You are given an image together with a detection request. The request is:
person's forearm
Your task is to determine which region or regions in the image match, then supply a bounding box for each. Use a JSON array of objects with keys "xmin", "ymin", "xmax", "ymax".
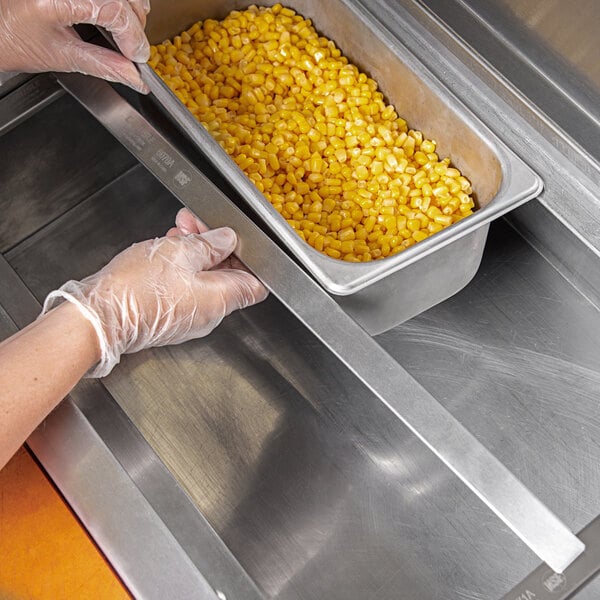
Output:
[{"xmin": 0, "ymin": 302, "xmax": 100, "ymax": 469}]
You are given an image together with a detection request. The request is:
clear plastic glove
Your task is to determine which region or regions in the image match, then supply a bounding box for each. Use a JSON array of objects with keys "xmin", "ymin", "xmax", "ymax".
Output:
[
  {"xmin": 0, "ymin": 0, "xmax": 151, "ymax": 93},
  {"xmin": 167, "ymin": 207, "xmax": 227, "ymax": 238},
  {"xmin": 166, "ymin": 208, "xmax": 259, "ymax": 273},
  {"xmin": 42, "ymin": 225, "xmax": 269, "ymax": 377}
]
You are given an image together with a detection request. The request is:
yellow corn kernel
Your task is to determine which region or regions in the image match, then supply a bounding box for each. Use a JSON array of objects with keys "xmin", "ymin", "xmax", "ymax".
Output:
[
  {"xmin": 327, "ymin": 237, "xmax": 342, "ymax": 250},
  {"xmin": 417, "ymin": 213, "xmax": 430, "ymax": 229},
  {"xmin": 396, "ymin": 215, "xmax": 407, "ymax": 231},
  {"xmin": 460, "ymin": 202, "xmax": 474, "ymax": 215},
  {"xmin": 338, "ymin": 227, "xmax": 356, "ymax": 241},
  {"xmin": 443, "ymin": 198, "xmax": 460, "ymax": 214},
  {"xmin": 412, "ymin": 230, "xmax": 429, "ymax": 242},
  {"xmin": 383, "ymin": 215, "xmax": 397, "ymax": 234},
  {"xmin": 420, "ymin": 139, "xmax": 436, "ymax": 154},
  {"xmin": 339, "ymin": 240, "xmax": 354, "ymax": 254},
  {"xmin": 434, "ymin": 214, "xmax": 453, "ymax": 226},
  {"xmin": 313, "ymin": 233, "xmax": 325, "ymax": 252},
  {"xmin": 407, "ymin": 219, "xmax": 421, "ymax": 232}
]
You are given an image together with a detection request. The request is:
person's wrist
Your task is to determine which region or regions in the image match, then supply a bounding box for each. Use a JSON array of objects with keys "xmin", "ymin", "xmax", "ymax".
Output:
[
  {"xmin": 41, "ymin": 287, "xmax": 111, "ymax": 375},
  {"xmin": 43, "ymin": 301, "xmax": 102, "ymax": 372}
]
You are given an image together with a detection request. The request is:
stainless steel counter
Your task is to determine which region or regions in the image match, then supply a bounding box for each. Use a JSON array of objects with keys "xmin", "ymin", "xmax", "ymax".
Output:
[{"xmin": 1, "ymin": 0, "xmax": 600, "ymax": 598}]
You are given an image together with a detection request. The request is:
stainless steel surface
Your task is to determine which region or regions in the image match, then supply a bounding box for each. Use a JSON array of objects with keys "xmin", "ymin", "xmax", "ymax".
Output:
[
  {"xmin": 142, "ymin": 0, "xmax": 542, "ymax": 334},
  {"xmin": 507, "ymin": 200, "xmax": 600, "ymax": 316},
  {"xmin": 0, "ymin": 73, "xmax": 63, "ymax": 137},
  {"xmin": 55, "ymin": 71, "xmax": 585, "ymax": 574},
  {"xmin": 358, "ymin": 0, "xmax": 600, "ymax": 314},
  {"xmin": 420, "ymin": 0, "xmax": 600, "ymax": 163},
  {"xmin": 0, "ymin": 72, "xmax": 31, "ymax": 99},
  {"xmin": 497, "ymin": 0, "xmax": 600, "ymax": 94},
  {"xmin": 0, "ymin": 87, "xmax": 136, "ymax": 252},
  {"xmin": 4, "ymin": 90, "xmax": 600, "ymax": 597},
  {"xmin": 502, "ymin": 516, "xmax": 600, "ymax": 600},
  {"xmin": 0, "ymin": 72, "xmax": 19, "ymax": 87}
]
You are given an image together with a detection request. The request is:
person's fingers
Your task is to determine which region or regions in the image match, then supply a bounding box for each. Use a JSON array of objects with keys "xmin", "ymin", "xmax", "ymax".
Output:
[
  {"xmin": 56, "ymin": 0, "xmax": 150, "ymax": 62},
  {"xmin": 165, "ymin": 227, "xmax": 181, "ymax": 237},
  {"xmin": 186, "ymin": 228, "xmax": 238, "ymax": 271},
  {"xmin": 61, "ymin": 38, "xmax": 149, "ymax": 93},
  {"xmin": 127, "ymin": 0, "xmax": 150, "ymax": 28},
  {"xmin": 170, "ymin": 212, "xmax": 264, "ymax": 281},
  {"xmin": 175, "ymin": 208, "xmax": 210, "ymax": 235},
  {"xmin": 200, "ymin": 269, "xmax": 269, "ymax": 315},
  {"xmin": 224, "ymin": 255, "xmax": 248, "ymax": 272}
]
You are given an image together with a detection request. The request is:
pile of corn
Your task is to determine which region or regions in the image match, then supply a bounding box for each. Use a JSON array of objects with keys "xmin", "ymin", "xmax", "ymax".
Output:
[{"xmin": 149, "ymin": 3, "xmax": 475, "ymax": 262}]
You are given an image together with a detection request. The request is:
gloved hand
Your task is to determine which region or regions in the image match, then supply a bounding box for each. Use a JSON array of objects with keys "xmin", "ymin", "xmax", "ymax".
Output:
[
  {"xmin": 0, "ymin": 0, "xmax": 151, "ymax": 92},
  {"xmin": 42, "ymin": 224, "xmax": 269, "ymax": 377}
]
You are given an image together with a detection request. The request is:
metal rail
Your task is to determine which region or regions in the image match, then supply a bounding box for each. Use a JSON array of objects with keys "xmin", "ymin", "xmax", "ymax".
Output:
[
  {"xmin": 501, "ymin": 516, "xmax": 600, "ymax": 599},
  {"xmin": 55, "ymin": 72, "xmax": 585, "ymax": 574},
  {"xmin": 0, "ymin": 73, "xmax": 64, "ymax": 137}
]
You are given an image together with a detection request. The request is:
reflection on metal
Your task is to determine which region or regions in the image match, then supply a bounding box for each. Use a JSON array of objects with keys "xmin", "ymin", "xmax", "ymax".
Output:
[
  {"xmin": 0, "ymin": 73, "xmax": 32, "ymax": 100},
  {"xmin": 456, "ymin": 0, "xmax": 600, "ymax": 120},
  {"xmin": 0, "ymin": 86, "xmax": 137, "ymax": 253},
  {"xmin": 508, "ymin": 200, "xmax": 600, "ymax": 315},
  {"xmin": 412, "ymin": 0, "xmax": 600, "ymax": 165},
  {"xmin": 497, "ymin": 0, "xmax": 600, "ymax": 93},
  {"xmin": 55, "ymin": 72, "xmax": 585, "ymax": 573}
]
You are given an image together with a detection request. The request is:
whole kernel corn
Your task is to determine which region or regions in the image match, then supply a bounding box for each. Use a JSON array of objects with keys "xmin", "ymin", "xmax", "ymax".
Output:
[{"xmin": 150, "ymin": 3, "xmax": 476, "ymax": 262}]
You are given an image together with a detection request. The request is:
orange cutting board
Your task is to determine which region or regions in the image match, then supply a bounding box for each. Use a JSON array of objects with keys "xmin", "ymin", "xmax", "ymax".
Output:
[{"xmin": 0, "ymin": 446, "xmax": 131, "ymax": 600}]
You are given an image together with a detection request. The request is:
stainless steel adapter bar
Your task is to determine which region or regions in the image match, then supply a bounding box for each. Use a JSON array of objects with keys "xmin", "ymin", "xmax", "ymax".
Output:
[
  {"xmin": 56, "ymin": 72, "xmax": 584, "ymax": 574},
  {"xmin": 501, "ymin": 515, "xmax": 600, "ymax": 600}
]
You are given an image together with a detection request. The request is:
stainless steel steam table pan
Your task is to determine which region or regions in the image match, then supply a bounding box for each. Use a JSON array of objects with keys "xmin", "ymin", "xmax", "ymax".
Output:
[{"xmin": 140, "ymin": 0, "xmax": 543, "ymax": 334}]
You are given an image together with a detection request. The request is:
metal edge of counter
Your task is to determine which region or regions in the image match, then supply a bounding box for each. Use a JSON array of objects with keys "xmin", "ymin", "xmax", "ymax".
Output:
[
  {"xmin": 0, "ymin": 255, "xmax": 266, "ymax": 600},
  {"xmin": 420, "ymin": 0, "xmax": 600, "ymax": 165},
  {"xmin": 356, "ymin": 0, "xmax": 600, "ymax": 310},
  {"xmin": 0, "ymin": 73, "xmax": 33, "ymax": 100},
  {"xmin": 0, "ymin": 73, "xmax": 65, "ymax": 137},
  {"xmin": 506, "ymin": 199, "xmax": 600, "ymax": 317}
]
